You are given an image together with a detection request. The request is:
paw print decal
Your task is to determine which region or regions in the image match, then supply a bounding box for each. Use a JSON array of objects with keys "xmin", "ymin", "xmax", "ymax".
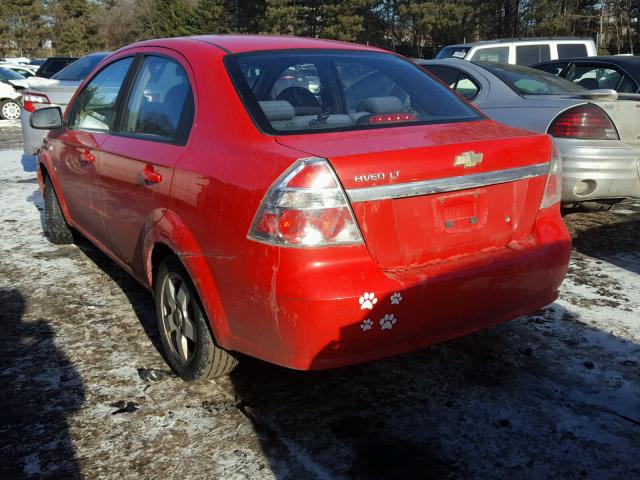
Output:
[
  {"xmin": 359, "ymin": 292, "xmax": 378, "ymax": 310},
  {"xmin": 380, "ymin": 314, "xmax": 397, "ymax": 331},
  {"xmin": 360, "ymin": 319, "xmax": 373, "ymax": 331},
  {"xmin": 390, "ymin": 292, "xmax": 402, "ymax": 305}
]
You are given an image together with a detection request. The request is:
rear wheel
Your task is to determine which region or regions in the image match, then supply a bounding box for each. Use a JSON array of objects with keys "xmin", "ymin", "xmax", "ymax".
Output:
[
  {"xmin": 155, "ymin": 257, "xmax": 238, "ymax": 381},
  {"xmin": 0, "ymin": 99, "xmax": 21, "ymax": 120},
  {"xmin": 43, "ymin": 176, "xmax": 74, "ymax": 244}
]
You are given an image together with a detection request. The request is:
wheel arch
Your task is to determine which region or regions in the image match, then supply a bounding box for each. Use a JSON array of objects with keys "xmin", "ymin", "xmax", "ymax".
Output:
[
  {"xmin": 144, "ymin": 211, "xmax": 233, "ymax": 349},
  {"xmin": 37, "ymin": 152, "xmax": 73, "ymax": 224}
]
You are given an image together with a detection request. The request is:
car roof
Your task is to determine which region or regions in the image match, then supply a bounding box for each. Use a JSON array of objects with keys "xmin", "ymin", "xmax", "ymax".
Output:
[
  {"xmin": 442, "ymin": 37, "xmax": 593, "ymax": 48},
  {"xmin": 121, "ymin": 34, "xmax": 387, "ymax": 55}
]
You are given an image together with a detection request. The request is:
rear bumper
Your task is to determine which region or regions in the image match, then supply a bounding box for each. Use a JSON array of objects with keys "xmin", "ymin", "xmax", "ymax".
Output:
[
  {"xmin": 210, "ymin": 208, "xmax": 571, "ymax": 370},
  {"xmin": 556, "ymin": 138, "xmax": 640, "ymax": 203}
]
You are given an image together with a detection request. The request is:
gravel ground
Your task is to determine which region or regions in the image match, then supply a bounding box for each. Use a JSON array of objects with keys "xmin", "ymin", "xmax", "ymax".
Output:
[{"xmin": 1, "ymin": 123, "xmax": 639, "ymax": 480}]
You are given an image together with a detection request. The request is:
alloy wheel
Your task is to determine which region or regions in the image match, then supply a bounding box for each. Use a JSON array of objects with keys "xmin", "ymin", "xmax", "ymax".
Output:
[{"xmin": 159, "ymin": 273, "xmax": 199, "ymax": 364}]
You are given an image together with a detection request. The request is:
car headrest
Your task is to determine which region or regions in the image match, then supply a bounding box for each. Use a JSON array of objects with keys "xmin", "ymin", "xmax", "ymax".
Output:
[
  {"xmin": 578, "ymin": 78, "xmax": 599, "ymax": 90},
  {"xmin": 259, "ymin": 101, "xmax": 295, "ymax": 121},
  {"xmin": 358, "ymin": 96, "xmax": 405, "ymax": 114}
]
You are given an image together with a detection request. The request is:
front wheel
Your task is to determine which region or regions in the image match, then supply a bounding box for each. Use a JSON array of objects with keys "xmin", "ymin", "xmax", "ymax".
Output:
[
  {"xmin": 155, "ymin": 257, "xmax": 238, "ymax": 381},
  {"xmin": 0, "ymin": 99, "xmax": 21, "ymax": 120}
]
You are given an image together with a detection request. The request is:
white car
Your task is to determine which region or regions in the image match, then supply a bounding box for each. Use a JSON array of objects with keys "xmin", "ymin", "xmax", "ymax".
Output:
[
  {"xmin": 0, "ymin": 67, "xmax": 24, "ymax": 120},
  {"xmin": 435, "ymin": 37, "xmax": 597, "ymax": 66},
  {"xmin": 0, "ymin": 63, "xmax": 38, "ymax": 78},
  {"xmin": 20, "ymin": 52, "xmax": 109, "ymax": 154}
]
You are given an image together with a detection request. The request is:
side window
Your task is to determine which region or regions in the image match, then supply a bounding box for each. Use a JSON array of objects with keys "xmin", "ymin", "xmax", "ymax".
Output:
[
  {"xmin": 455, "ymin": 74, "xmax": 480, "ymax": 100},
  {"xmin": 516, "ymin": 44, "xmax": 550, "ymax": 66},
  {"xmin": 470, "ymin": 47, "xmax": 509, "ymax": 63},
  {"xmin": 557, "ymin": 44, "xmax": 588, "ymax": 59},
  {"xmin": 121, "ymin": 56, "xmax": 194, "ymax": 143},
  {"xmin": 534, "ymin": 62, "xmax": 567, "ymax": 76},
  {"xmin": 424, "ymin": 66, "xmax": 479, "ymax": 100},
  {"xmin": 423, "ymin": 66, "xmax": 460, "ymax": 87},
  {"xmin": 69, "ymin": 57, "xmax": 133, "ymax": 132},
  {"xmin": 618, "ymin": 75, "xmax": 638, "ymax": 93},
  {"xmin": 567, "ymin": 65, "xmax": 623, "ymax": 90}
]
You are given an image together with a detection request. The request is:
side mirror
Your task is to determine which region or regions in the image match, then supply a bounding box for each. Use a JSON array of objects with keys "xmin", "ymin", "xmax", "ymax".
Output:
[{"xmin": 30, "ymin": 106, "xmax": 63, "ymax": 130}]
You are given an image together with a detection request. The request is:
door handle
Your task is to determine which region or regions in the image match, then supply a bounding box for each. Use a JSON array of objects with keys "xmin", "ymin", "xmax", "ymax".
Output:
[
  {"xmin": 80, "ymin": 148, "xmax": 95, "ymax": 164},
  {"xmin": 143, "ymin": 164, "xmax": 162, "ymax": 184}
]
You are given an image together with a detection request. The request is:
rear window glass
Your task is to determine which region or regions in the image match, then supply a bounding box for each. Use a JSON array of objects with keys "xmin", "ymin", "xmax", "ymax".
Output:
[
  {"xmin": 53, "ymin": 54, "xmax": 108, "ymax": 81},
  {"xmin": 567, "ymin": 65, "xmax": 623, "ymax": 90},
  {"xmin": 435, "ymin": 47, "xmax": 471, "ymax": 59},
  {"xmin": 477, "ymin": 62, "xmax": 586, "ymax": 95},
  {"xmin": 557, "ymin": 44, "xmax": 588, "ymax": 59},
  {"xmin": 225, "ymin": 50, "xmax": 480, "ymax": 135}
]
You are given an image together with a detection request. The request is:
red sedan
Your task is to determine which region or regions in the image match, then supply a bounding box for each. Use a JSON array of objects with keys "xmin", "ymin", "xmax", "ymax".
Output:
[{"xmin": 31, "ymin": 35, "xmax": 571, "ymax": 381}]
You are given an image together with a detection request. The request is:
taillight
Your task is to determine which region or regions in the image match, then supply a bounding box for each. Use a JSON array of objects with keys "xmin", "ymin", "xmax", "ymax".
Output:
[
  {"xmin": 548, "ymin": 104, "xmax": 618, "ymax": 140},
  {"xmin": 22, "ymin": 92, "xmax": 50, "ymax": 113},
  {"xmin": 540, "ymin": 140, "xmax": 562, "ymax": 209},
  {"xmin": 248, "ymin": 158, "xmax": 363, "ymax": 247}
]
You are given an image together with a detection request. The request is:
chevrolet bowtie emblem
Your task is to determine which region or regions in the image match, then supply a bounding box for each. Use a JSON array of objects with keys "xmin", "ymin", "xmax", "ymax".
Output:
[{"xmin": 454, "ymin": 151, "xmax": 483, "ymax": 168}]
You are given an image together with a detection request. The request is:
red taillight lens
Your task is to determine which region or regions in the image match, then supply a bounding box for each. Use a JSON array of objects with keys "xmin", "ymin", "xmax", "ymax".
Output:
[
  {"xmin": 249, "ymin": 158, "xmax": 363, "ymax": 247},
  {"xmin": 540, "ymin": 140, "xmax": 563, "ymax": 209},
  {"xmin": 548, "ymin": 104, "xmax": 618, "ymax": 140},
  {"xmin": 368, "ymin": 113, "xmax": 417, "ymax": 124},
  {"xmin": 22, "ymin": 92, "xmax": 50, "ymax": 113}
]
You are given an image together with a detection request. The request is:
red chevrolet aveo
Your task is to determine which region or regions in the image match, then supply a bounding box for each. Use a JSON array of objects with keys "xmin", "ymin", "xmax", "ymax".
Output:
[{"xmin": 31, "ymin": 35, "xmax": 571, "ymax": 381}]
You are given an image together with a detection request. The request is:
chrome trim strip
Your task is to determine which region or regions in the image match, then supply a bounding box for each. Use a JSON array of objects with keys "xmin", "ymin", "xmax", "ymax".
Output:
[{"xmin": 346, "ymin": 162, "xmax": 550, "ymax": 203}]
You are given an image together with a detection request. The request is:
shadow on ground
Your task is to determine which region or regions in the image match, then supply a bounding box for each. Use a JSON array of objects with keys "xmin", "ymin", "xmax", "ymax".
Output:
[{"xmin": 0, "ymin": 288, "xmax": 84, "ymax": 478}]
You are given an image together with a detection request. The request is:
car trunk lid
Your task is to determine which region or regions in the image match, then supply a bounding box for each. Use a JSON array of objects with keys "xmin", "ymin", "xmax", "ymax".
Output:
[{"xmin": 276, "ymin": 120, "xmax": 552, "ymax": 269}]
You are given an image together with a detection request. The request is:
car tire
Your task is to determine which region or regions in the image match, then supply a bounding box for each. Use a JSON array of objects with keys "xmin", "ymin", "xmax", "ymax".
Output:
[
  {"xmin": 43, "ymin": 176, "xmax": 74, "ymax": 244},
  {"xmin": 155, "ymin": 256, "xmax": 238, "ymax": 381},
  {"xmin": 0, "ymin": 99, "xmax": 21, "ymax": 120}
]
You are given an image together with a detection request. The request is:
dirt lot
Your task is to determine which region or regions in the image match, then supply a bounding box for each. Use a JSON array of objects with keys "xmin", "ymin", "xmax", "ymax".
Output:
[{"xmin": 1, "ymin": 121, "xmax": 639, "ymax": 479}]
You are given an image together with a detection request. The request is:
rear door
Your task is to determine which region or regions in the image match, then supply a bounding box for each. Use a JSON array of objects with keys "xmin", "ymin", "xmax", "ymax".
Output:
[
  {"xmin": 53, "ymin": 56, "xmax": 133, "ymax": 246},
  {"xmin": 98, "ymin": 52, "xmax": 195, "ymax": 274}
]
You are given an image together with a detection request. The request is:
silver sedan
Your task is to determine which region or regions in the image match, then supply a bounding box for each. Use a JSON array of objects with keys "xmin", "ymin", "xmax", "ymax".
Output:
[{"xmin": 418, "ymin": 59, "xmax": 640, "ymax": 209}]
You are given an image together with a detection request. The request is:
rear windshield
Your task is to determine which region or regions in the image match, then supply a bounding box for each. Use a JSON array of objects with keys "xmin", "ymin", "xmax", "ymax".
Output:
[
  {"xmin": 435, "ymin": 46, "xmax": 471, "ymax": 60},
  {"xmin": 226, "ymin": 50, "xmax": 481, "ymax": 135},
  {"xmin": 477, "ymin": 61, "xmax": 586, "ymax": 95},
  {"xmin": 53, "ymin": 54, "xmax": 108, "ymax": 81},
  {"xmin": 0, "ymin": 67, "xmax": 26, "ymax": 80}
]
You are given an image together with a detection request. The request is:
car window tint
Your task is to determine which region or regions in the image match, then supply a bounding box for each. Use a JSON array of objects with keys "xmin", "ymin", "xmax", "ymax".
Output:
[
  {"xmin": 534, "ymin": 62, "xmax": 566, "ymax": 75},
  {"xmin": 121, "ymin": 56, "xmax": 194, "ymax": 142},
  {"xmin": 227, "ymin": 51, "xmax": 480, "ymax": 135},
  {"xmin": 435, "ymin": 46, "xmax": 470, "ymax": 59},
  {"xmin": 567, "ymin": 65, "xmax": 622, "ymax": 90},
  {"xmin": 0, "ymin": 67, "xmax": 25, "ymax": 80},
  {"xmin": 70, "ymin": 57, "xmax": 133, "ymax": 132},
  {"xmin": 53, "ymin": 54, "xmax": 108, "ymax": 81},
  {"xmin": 339, "ymin": 62, "xmax": 410, "ymax": 112},
  {"xmin": 478, "ymin": 61, "xmax": 585, "ymax": 95},
  {"xmin": 423, "ymin": 65, "xmax": 460, "ymax": 87},
  {"xmin": 424, "ymin": 66, "xmax": 479, "ymax": 100},
  {"xmin": 470, "ymin": 47, "xmax": 509, "ymax": 63},
  {"xmin": 515, "ymin": 44, "xmax": 550, "ymax": 66},
  {"xmin": 557, "ymin": 44, "xmax": 588, "ymax": 59},
  {"xmin": 618, "ymin": 75, "xmax": 638, "ymax": 93}
]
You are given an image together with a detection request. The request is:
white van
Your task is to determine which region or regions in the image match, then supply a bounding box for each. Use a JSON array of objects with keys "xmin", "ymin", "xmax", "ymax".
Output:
[{"xmin": 435, "ymin": 37, "xmax": 597, "ymax": 66}]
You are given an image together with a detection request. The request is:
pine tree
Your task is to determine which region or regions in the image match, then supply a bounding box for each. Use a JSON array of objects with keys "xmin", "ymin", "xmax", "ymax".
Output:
[{"xmin": 191, "ymin": 0, "xmax": 227, "ymax": 34}]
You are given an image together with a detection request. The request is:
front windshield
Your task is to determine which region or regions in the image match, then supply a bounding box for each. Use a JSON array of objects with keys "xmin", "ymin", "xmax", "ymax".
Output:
[
  {"xmin": 226, "ymin": 50, "xmax": 481, "ymax": 135},
  {"xmin": 478, "ymin": 61, "xmax": 586, "ymax": 95},
  {"xmin": 435, "ymin": 46, "xmax": 471, "ymax": 60},
  {"xmin": 53, "ymin": 54, "xmax": 108, "ymax": 81},
  {"xmin": 0, "ymin": 67, "xmax": 26, "ymax": 80}
]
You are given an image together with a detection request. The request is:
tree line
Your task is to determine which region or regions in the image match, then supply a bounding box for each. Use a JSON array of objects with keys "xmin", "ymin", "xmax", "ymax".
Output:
[{"xmin": 1, "ymin": 0, "xmax": 638, "ymax": 59}]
